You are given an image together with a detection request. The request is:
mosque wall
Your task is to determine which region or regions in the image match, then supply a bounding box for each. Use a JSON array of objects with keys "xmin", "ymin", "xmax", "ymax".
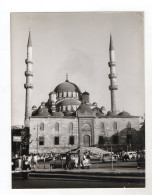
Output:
[
  {"xmin": 29, "ymin": 116, "xmax": 140, "ymax": 154},
  {"xmin": 29, "ymin": 117, "xmax": 79, "ymax": 153},
  {"xmin": 94, "ymin": 117, "xmax": 140, "ymax": 147}
]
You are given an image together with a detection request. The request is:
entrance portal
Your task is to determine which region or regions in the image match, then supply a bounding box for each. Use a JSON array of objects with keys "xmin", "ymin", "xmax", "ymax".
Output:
[{"xmin": 83, "ymin": 135, "xmax": 90, "ymax": 147}]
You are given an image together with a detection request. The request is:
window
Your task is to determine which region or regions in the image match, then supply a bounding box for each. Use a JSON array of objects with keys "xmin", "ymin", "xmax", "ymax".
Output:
[
  {"xmin": 100, "ymin": 122, "xmax": 105, "ymax": 135},
  {"xmin": 69, "ymin": 122, "xmax": 73, "ymax": 134},
  {"xmin": 54, "ymin": 136, "xmax": 59, "ymax": 145},
  {"xmin": 127, "ymin": 130, "xmax": 132, "ymax": 145},
  {"xmin": 39, "ymin": 136, "xmax": 44, "ymax": 145},
  {"xmin": 98, "ymin": 136, "xmax": 104, "ymax": 144},
  {"xmin": 113, "ymin": 134, "xmax": 119, "ymax": 144},
  {"xmin": 127, "ymin": 122, "xmax": 131, "ymax": 129},
  {"xmin": 55, "ymin": 123, "xmax": 59, "ymax": 131},
  {"xmin": 113, "ymin": 122, "xmax": 117, "ymax": 132},
  {"xmin": 40, "ymin": 122, "xmax": 44, "ymax": 130},
  {"xmin": 69, "ymin": 136, "xmax": 74, "ymax": 145}
]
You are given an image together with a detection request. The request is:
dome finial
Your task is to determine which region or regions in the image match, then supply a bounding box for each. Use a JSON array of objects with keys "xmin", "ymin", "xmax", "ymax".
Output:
[{"xmin": 65, "ymin": 72, "xmax": 69, "ymax": 82}]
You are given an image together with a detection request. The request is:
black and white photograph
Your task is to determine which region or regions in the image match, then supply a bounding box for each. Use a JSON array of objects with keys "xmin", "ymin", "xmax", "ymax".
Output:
[{"xmin": 10, "ymin": 11, "xmax": 146, "ymax": 189}]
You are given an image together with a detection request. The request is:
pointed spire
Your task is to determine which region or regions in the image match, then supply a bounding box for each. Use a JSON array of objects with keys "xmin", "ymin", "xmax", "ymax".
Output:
[
  {"xmin": 65, "ymin": 73, "xmax": 69, "ymax": 82},
  {"xmin": 109, "ymin": 33, "xmax": 114, "ymax": 51},
  {"xmin": 27, "ymin": 30, "xmax": 32, "ymax": 47}
]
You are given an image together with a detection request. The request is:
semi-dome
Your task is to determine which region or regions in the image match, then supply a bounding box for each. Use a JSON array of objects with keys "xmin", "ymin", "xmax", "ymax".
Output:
[
  {"xmin": 107, "ymin": 111, "xmax": 117, "ymax": 117},
  {"xmin": 77, "ymin": 104, "xmax": 93, "ymax": 114},
  {"xmin": 37, "ymin": 106, "xmax": 50, "ymax": 117},
  {"xmin": 54, "ymin": 80, "xmax": 81, "ymax": 94},
  {"xmin": 118, "ymin": 111, "xmax": 131, "ymax": 117}
]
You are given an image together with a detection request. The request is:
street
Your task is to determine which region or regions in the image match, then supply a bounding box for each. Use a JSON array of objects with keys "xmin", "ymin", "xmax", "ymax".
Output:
[
  {"xmin": 12, "ymin": 177, "xmax": 145, "ymax": 189},
  {"xmin": 12, "ymin": 159, "xmax": 145, "ymax": 189}
]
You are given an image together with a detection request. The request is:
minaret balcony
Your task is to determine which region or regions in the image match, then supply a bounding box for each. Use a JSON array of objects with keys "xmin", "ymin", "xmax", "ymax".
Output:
[
  {"xmin": 108, "ymin": 74, "xmax": 117, "ymax": 79},
  {"xmin": 25, "ymin": 59, "xmax": 33, "ymax": 64},
  {"xmin": 108, "ymin": 62, "xmax": 116, "ymax": 67},
  {"xmin": 24, "ymin": 83, "xmax": 33, "ymax": 89},
  {"xmin": 109, "ymin": 85, "xmax": 118, "ymax": 90},
  {"xmin": 25, "ymin": 71, "xmax": 33, "ymax": 77}
]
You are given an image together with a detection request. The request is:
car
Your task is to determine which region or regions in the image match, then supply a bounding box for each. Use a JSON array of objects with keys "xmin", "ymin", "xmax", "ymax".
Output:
[
  {"xmin": 50, "ymin": 153, "xmax": 91, "ymax": 169},
  {"xmin": 50, "ymin": 153, "xmax": 75, "ymax": 169},
  {"xmin": 101, "ymin": 153, "xmax": 117, "ymax": 163}
]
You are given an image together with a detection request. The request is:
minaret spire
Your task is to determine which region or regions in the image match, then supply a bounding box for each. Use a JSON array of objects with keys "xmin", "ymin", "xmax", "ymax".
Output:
[
  {"xmin": 108, "ymin": 34, "xmax": 118, "ymax": 113},
  {"xmin": 24, "ymin": 30, "xmax": 33, "ymax": 127},
  {"xmin": 65, "ymin": 72, "xmax": 69, "ymax": 82},
  {"xmin": 109, "ymin": 33, "xmax": 114, "ymax": 51},
  {"xmin": 27, "ymin": 30, "xmax": 32, "ymax": 47}
]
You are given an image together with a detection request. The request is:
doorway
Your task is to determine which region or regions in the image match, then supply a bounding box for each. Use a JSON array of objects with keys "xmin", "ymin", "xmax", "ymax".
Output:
[{"xmin": 83, "ymin": 135, "xmax": 90, "ymax": 147}]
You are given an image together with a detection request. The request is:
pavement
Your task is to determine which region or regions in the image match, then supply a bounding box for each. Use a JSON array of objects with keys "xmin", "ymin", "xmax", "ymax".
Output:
[
  {"xmin": 12, "ymin": 160, "xmax": 145, "ymax": 183},
  {"xmin": 12, "ymin": 167, "xmax": 145, "ymax": 183}
]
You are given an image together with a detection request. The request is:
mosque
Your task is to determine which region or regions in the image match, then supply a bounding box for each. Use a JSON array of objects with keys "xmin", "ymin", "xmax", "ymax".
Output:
[{"xmin": 24, "ymin": 31, "xmax": 140, "ymax": 154}]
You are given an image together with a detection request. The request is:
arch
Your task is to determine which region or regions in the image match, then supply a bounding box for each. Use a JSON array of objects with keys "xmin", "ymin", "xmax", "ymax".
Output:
[
  {"xmin": 40, "ymin": 122, "xmax": 44, "ymax": 130},
  {"xmin": 55, "ymin": 122, "xmax": 59, "ymax": 131},
  {"xmin": 82, "ymin": 123, "xmax": 91, "ymax": 131}
]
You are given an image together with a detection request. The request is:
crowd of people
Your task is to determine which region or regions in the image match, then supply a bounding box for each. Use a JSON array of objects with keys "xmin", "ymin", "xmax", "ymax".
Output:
[{"xmin": 12, "ymin": 149, "xmax": 145, "ymax": 171}]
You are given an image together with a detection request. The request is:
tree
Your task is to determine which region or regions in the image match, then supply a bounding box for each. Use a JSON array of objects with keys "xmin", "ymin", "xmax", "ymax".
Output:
[{"xmin": 21, "ymin": 127, "xmax": 30, "ymax": 155}]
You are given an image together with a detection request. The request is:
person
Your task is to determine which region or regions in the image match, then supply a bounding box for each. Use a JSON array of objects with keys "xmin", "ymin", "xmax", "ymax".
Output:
[
  {"xmin": 65, "ymin": 151, "xmax": 71, "ymax": 169},
  {"xmin": 33, "ymin": 154, "xmax": 39, "ymax": 169},
  {"xmin": 74, "ymin": 155, "xmax": 79, "ymax": 168},
  {"xmin": 78, "ymin": 149, "xmax": 84, "ymax": 168}
]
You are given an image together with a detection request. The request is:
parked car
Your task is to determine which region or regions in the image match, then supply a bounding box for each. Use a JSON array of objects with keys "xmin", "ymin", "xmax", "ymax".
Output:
[
  {"xmin": 50, "ymin": 153, "xmax": 91, "ymax": 169},
  {"xmin": 101, "ymin": 153, "xmax": 117, "ymax": 163},
  {"xmin": 89, "ymin": 154, "xmax": 102, "ymax": 161},
  {"xmin": 50, "ymin": 153, "xmax": 75, "ymax": 169}
]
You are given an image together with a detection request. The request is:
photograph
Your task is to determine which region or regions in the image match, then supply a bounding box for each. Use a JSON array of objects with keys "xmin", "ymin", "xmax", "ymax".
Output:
[{"xmin": 11, "ymin": 12, "xmax": 145, "ymax": 189}]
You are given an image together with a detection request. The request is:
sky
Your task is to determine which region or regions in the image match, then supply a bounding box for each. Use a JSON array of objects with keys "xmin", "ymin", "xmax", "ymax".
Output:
[{"xmin": 11, "ymin": 12, "xmax": 144, "ymax": 126}]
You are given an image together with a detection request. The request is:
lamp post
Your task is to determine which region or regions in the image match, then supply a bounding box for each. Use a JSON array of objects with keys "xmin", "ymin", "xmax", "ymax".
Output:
[
  {"xmin": 111, "ymin": 144, "xmax": 113, "ymax": 170},
  {"xmin": 34, "ymin": 124, "xmax": 39, "ymax": 154}
]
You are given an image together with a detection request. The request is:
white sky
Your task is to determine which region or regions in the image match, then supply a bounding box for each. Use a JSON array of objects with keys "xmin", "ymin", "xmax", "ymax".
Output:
[{"xmin": 11, "ymin": 12, "xmax": 145, "ymax": 126}]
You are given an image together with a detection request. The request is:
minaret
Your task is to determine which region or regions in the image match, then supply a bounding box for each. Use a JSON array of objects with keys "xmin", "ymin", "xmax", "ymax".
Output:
[
  {"xmin": 24, "ymin": 31, "xmax": 33, "ymax": 127},
  {"xmin": 108, "ymin": 34, "xmax": 118, "ymax": 113}
]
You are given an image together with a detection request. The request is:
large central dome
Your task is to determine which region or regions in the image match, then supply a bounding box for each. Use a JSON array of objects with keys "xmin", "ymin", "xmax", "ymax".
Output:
[{"xmin": 54, "ymin": 80, "xmax": 81, "ymax": 94}]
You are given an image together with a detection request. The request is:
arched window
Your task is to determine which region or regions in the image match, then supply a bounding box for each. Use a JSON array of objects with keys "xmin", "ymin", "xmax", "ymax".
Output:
[
  {"xmin": 55, "ymin": 123, "xmax": 59, "ymax": 131},
  {"xmin": 82, "ymin": 123, "xmax": 91, "ymax": 131},
  {"xmin": 113, "ymin": 122, "xmax": 117, "ymax": 133},
  {"xmin": 100, "ymin": 122, "xmax": 105, "ymax": 135},
  {"xmin": 69, "ymin": 122, "xmax": 73, "ymax": 135},
  {"xmin": 127, "ymin": 122, "xmax": 131, "ymax": 129},
  {"xmin": 40, "ymin": 122, "xmax": 44, "ymax": 130}
]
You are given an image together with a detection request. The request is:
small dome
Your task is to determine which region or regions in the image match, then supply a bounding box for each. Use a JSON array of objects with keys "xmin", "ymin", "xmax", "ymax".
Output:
[
  {"xmin": 118, "ymin": 111, "xmax": 131, "ymax": 117},
  {"xmin": 32, "ymin": 105, "xmax": 37, "ymax": 110},
  {"xmin": 92, "ymin": 107, "xmax": 98, "ymax": 112},
  {"xmin": 93, "ymin": 102, "xmax": 97, "ymax": 106},
  {"xmin": 77, "ymin": 104, "xmax": 93, "ymax": 114},
  {"xmin": 107, "ymin": 111, "xmax": 117, "ymax": 117},
  {"xmin": 41, "ymin": 102, "xmax": 46, "ymax": 106},
  {"xmin": 49, "ymin": 91, "xmax": 56, "ymax": 95},
  {"xmin": 57, "ymin": 99, "xmax": 80, "ymax": 107},
  {"xmin": 37, "ymin": 106, "xmax": 50, "ymax": 117},
  {"xmin": 82, "ymin": 91, "xmax": 89, "ymax": 95},
  {"xmin": 54, "ymin": 81, "xmax": 81, "ymax": 94}
]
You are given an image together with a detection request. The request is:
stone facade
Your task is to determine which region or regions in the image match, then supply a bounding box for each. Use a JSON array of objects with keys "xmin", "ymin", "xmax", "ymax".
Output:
[{"xmin": 29, "ymin": 116, "xmax": 140, "ymax": 154}]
